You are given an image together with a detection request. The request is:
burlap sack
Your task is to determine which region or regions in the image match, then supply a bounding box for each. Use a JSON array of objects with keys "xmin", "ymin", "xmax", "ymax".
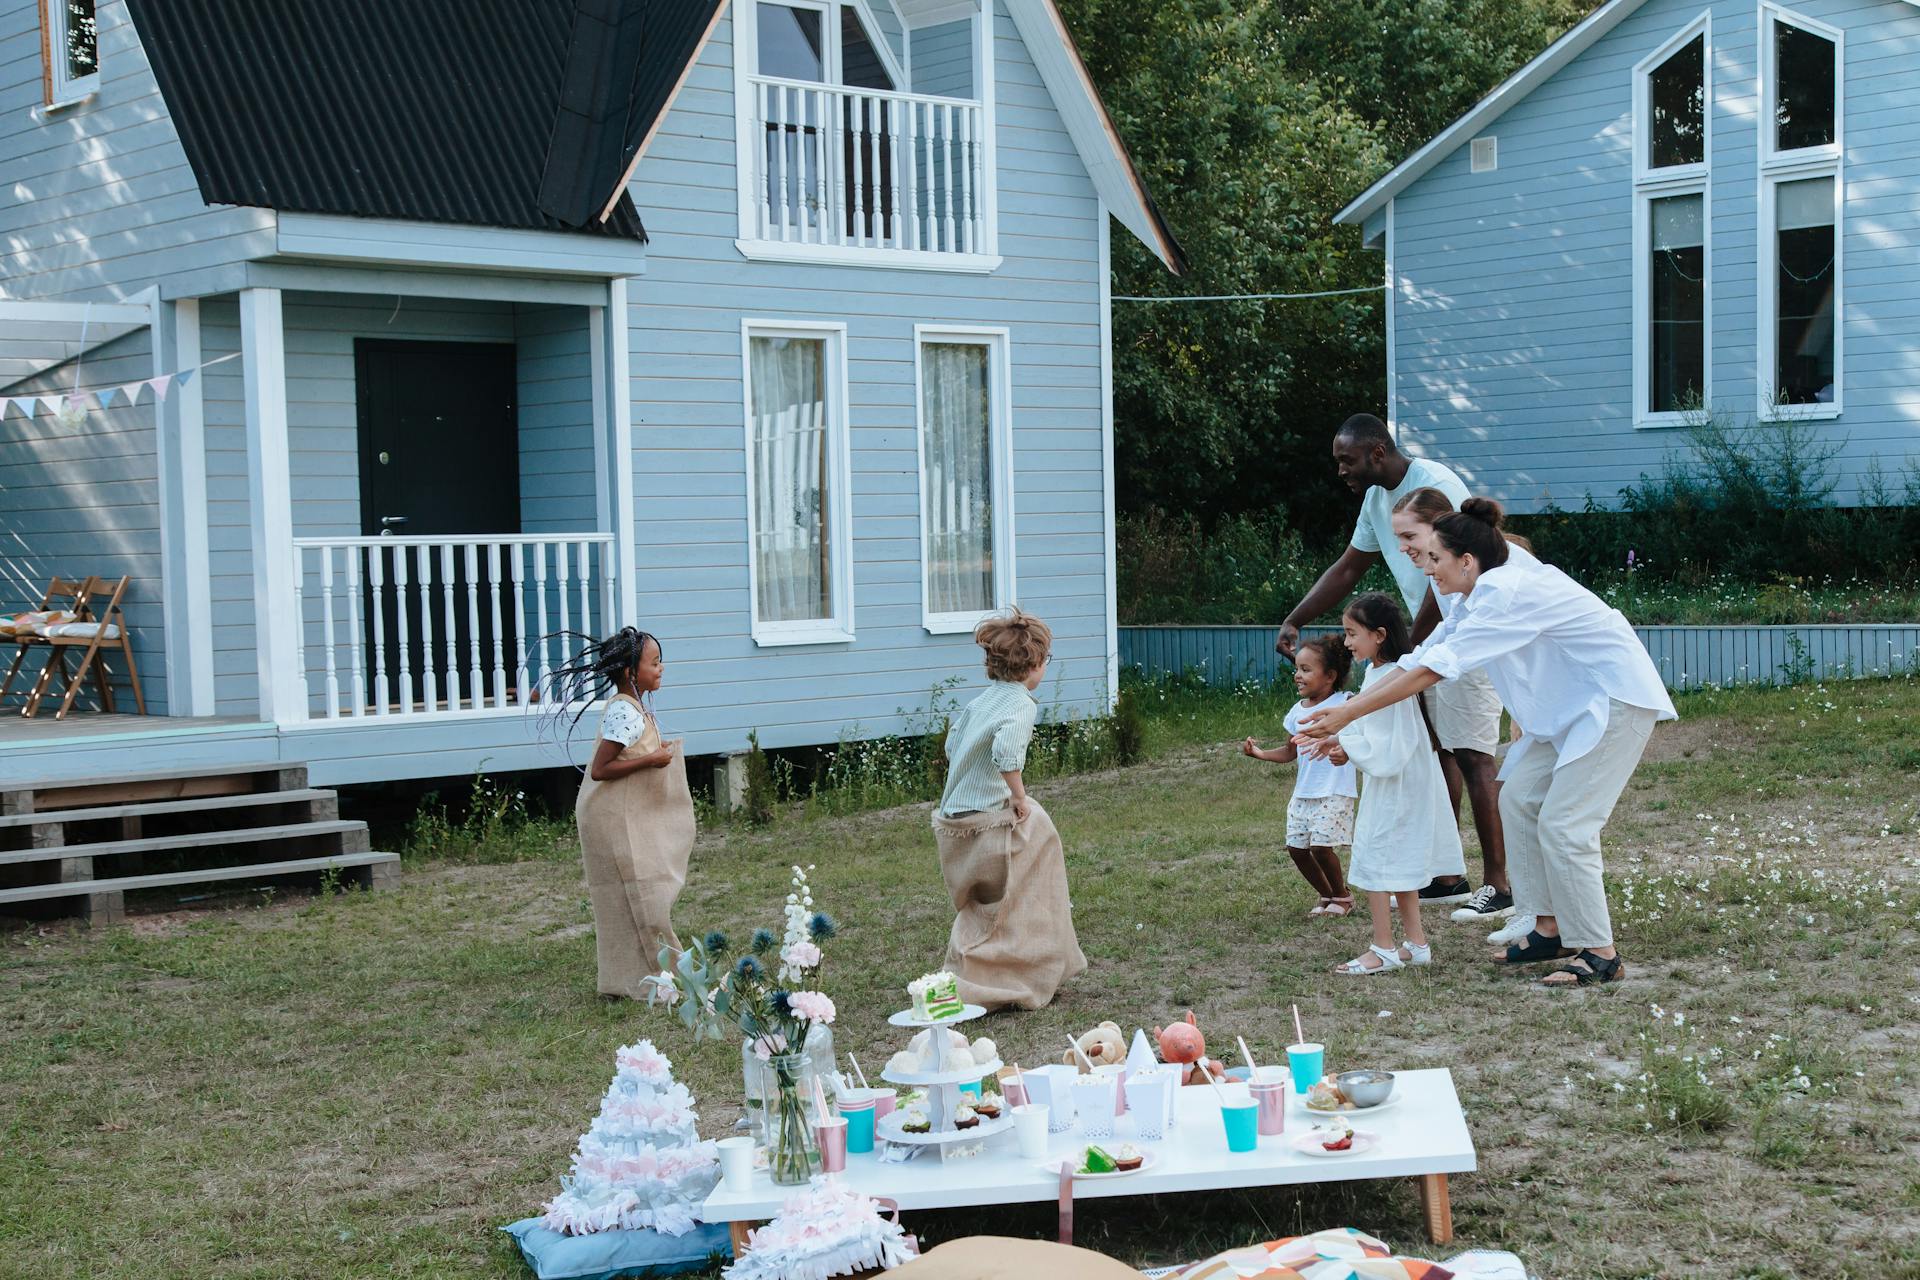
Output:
[
  {"xmin": 933, "ymin": 800, "xmax": 1086, "ymax": 1011},
  {"xmin": 575, "ymin": 705, "xmax": 692, "ymax": 998}
]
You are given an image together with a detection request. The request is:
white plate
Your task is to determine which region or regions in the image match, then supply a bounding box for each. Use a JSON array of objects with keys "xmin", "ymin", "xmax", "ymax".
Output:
[
  {"xmin": 1298, "ymin": 1090, "xmax": 1399, "ymax": 1117},
  {"xmin": 880, "ymin": 1057, "xmax": 1003, "ymax": 1087},
  {"xmin": 1290, "ymin": 1130, "xmax": 1377, "ymax": 1158},
  {"xmin": 887, "ymin": 1004, "xmax": 988, "ymax": 1028},
  {"xmin": 1041, "ymin": 1150, "xmax": 1157, "ymax": 1179}
]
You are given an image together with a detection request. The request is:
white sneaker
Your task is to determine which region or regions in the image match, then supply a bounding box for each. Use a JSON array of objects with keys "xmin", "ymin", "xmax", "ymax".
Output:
[
  {"xmin": 1451, "ymin": 884, "xmax": 1516, "ymax": 923},
  {"xmin": 1487, "ymin": 913, "xmax": 1537, "ymax": 946}
]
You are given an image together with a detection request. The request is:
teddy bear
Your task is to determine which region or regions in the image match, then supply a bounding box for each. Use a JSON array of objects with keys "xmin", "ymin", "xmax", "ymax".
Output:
[
  {"xmin": 1061, "ymin": 1020, "xmax": 1126, "ymax": 1073},
  {"xmin": 1153, "ymin": 1011, "xmax": 1227, "ymax": 1086}
]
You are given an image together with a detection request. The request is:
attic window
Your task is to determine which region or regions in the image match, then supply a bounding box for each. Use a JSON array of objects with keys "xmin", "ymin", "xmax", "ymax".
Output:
[
  {"xmin": 1647, "ymin": 34, "xmax": 1705, "ymax": 169},
  {"xmin": 42, "ymin": 0, "xmax": 99, "ymax": 106},
  {"xmin": 1469, "ymin": 137, "xmax": 1497, "ymax": 173}
]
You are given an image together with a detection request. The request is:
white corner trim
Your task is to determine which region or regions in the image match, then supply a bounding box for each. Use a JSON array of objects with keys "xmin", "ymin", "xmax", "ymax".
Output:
[
  {"xmin": 734, "ymin": 240, "xmax": 1004, "ymax": 273},
  {"xmin": 238, "ymin": 287, "xmax": 304, "ymax": 725},
  {"xmin": 1384, "ymin": 199, "xmax": 1397, "ymax": 437},
  {"xmin": 1097, "ymin": 202, "xmax": 1117, "ymax": 708},
  {"xmin": 605, "ymin": 279, "xmax": 639, "ymax": 628},
  {"xmin": 911, "ymin": 323, "xmax": 1016, "ymax": 634},
  {"xmin": 740, "ymin": 317, "xmax": 858, "ymax": 648}
]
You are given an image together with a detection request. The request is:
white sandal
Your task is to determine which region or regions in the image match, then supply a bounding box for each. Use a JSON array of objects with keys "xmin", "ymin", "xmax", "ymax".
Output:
[
  {"xmin": 1398, "ymin": 941, "xmax": 1433, "ymax": 966},
  {"xmin": 1333, "ymin": 944, "xmax": 1404, "ymax": 975},
  {"xmin": 1307, "ymin": 898, "xmax": 1332, "ymax": 918}
]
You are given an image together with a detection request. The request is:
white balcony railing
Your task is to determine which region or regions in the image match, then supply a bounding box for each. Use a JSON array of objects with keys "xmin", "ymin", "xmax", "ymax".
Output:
[
  {"xmin": 751, "ymin": 76, "xmax": 986, "ymax": 255},
  {"xmin": 289, "ymin": 534, "xmax": 615, "ymax": 722}
]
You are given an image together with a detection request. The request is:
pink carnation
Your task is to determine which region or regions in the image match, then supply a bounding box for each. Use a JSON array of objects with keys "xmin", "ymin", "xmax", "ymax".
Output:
[
  {"xmin": 782, "ymin": 941, "xmax": 822, "ymax": 969},
  {"xmin": 788, "ymin": 991, "xmax": 837, "ymax": 1025}
]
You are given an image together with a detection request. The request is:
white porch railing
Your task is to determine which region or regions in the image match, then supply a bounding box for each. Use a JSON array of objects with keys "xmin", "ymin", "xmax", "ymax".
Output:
[
  {"xmin": 289, "ymin": 534, "xmax": 615, "ymax": 722},
  {"xmin": 751, "ymin": 76, "xmax": 986, "ymax": 254}
]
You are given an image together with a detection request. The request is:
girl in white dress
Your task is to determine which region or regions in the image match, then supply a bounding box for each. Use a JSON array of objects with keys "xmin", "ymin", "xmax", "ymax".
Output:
[{"xmin": 1301, "ymin": 593, "xmax": 1463, "ymax": 974}]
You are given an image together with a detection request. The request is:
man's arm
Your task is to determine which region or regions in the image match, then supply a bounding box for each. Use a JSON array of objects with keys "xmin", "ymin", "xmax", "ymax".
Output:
[
  {"xmin": 1276, "ymin": 546, "xmax": 1381, "ymax": 656},
  {"xmin": 1410, "ymin": 584, "xmax": 1444, "ymax": 645}
]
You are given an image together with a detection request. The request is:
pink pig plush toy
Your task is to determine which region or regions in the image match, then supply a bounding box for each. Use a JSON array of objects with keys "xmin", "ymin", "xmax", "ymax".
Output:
[{"xmin": 1152, "ymin": 1011, "xmax": 1227, "ymax": 1086}]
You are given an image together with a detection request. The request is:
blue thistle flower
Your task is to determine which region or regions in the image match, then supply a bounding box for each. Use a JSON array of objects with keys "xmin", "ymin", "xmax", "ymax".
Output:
[
  {"xmin": 808, "ymin": 911, "xmax": 837, "ymax": 942},
  {"xmin": 734, "ymin": 955, "xmax": 764, "ymax": 982},
  {"xmin": 769, "ymin": 989, "xmax": 793, "ymax": 1016},
  {"xmin": 703, "ymin": 930, "xmax": 730, "ymax": 956},
  {"xmin": 750, "ymin": 928, "xmax": 778, "ymax": 955}
]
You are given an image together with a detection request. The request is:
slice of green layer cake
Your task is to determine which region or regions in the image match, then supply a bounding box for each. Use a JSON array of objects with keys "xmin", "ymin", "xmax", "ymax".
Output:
[{"xmin": 1080, "ymin": 1145, "xmax": 1118, "ymax": 1174}]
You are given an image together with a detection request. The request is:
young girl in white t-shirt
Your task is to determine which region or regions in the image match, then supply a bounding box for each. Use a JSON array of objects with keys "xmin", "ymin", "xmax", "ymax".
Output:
[{"xmin": 1243, "ymin": 634, "xmax": 1358, "ymax": 918}]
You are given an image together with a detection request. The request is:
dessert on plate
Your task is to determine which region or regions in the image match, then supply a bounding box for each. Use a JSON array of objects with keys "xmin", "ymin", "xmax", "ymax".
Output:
[
  {"xmin": 1080, "ymin": 1144, "xmax": 1118, "ymax": 1174},
  {"xmin": 900, "ymin": 1107, "xmax": 931, "ymax": 1134},
  {"xmin": 952, "ymin": 1104, "xmax": 980, "ymax": 1130},
  {"xmin": 1112, "ymin": 1143, "xmax": 1144, "ymax": 1171}
]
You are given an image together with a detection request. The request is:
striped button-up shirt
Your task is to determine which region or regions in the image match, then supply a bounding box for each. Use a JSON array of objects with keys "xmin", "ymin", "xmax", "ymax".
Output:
[{"xmin": 937, "ymin": 680, "xmax": 1038, "ymax": 817}]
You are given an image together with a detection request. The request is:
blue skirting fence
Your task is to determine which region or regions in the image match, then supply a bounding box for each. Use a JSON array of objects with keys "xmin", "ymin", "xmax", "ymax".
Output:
[{"xmin": 1118, "ymin": 624, "xmax": 1920, "ymax": 692}]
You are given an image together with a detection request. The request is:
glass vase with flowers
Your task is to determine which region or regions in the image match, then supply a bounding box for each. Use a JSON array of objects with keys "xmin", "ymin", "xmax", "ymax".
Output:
[{"xmin": 648, "ymin": 865, "xmax": 839, "ymax": 1185}]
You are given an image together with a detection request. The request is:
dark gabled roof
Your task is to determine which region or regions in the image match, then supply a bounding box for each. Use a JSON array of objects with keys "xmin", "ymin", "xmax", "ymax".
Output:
[{"xmin": 126, "ymin": 0, "xmax": 724, "ymax": 241}]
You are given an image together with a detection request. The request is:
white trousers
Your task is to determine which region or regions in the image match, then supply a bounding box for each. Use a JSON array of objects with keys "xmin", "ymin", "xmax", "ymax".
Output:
[{"xmin": 1497, "ymin": 700, "xmax": 1656, "ymax": 950}]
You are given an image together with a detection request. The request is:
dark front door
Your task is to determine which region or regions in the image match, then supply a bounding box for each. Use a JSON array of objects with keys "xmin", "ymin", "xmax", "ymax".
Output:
[{"xmin": 355, "ymin": 340, "xmax": 520, "ymax": 711}]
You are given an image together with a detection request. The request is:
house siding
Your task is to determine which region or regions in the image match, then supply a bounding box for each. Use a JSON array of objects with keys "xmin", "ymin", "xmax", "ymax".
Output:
[
  {"xmin": 0, "ymin": 0, "xmax": 275, "ymax": 302},
  {"xmin": 622, "ymin": 0, "xmax": 1113, "ymax": 754},
  {"xmin": 912, "ymin": 19, "xmax": 975, "ymax": 97},
  {"xmin": 0, "ymin": 329, "xmax": 169, "ymax": 712},
  {"xmin": 1390, "ymin": 0, "xmax": 1920, "ymax": 511}
]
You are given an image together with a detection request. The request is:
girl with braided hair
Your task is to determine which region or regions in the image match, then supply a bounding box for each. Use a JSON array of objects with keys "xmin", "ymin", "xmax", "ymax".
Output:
[{"xmin": 543, "ymin": 627, "xmax": 692, "ymax": 999}]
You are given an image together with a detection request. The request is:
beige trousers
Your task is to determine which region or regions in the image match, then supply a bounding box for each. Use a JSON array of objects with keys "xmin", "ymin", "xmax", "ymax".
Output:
[{"xmin": 1497, "ymin": 700, "xmax": 1656, "ymax": 950}]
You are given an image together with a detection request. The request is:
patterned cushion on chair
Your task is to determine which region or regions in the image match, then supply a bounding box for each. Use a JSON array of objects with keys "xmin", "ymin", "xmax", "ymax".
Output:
[{"xmin": 1171, "ymin": 1228, "xmax": 1453, "ymax": 1280}]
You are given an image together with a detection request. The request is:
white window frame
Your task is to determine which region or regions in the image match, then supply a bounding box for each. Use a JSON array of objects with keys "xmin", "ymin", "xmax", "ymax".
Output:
[
  {"xmin": 41, "ymin": 0, "xmax": 100, "ymax": 107},
  {"xmin": 1756, "ymin": 4, "xmax": 1843, "ymax": 421},
  {"xmin": 731, "ymin": 0, "xmax": 1000, "ymax": 273},
  {"xmin": 740, "ymin": 318, "xmax": 857, "ymax": 647},
  {"xmin": 912, "ymin": 324, "xmax": 1016, "ymax": 634},
  {"xmin": 1631, "ymin": 13, "xmax": 1713, "ymax": 430}
]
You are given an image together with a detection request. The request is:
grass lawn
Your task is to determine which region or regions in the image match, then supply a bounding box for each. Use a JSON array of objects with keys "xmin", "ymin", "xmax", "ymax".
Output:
[{"xmin": 4, "ymin": 679, "xmax": 1917, "ymax": 1279}]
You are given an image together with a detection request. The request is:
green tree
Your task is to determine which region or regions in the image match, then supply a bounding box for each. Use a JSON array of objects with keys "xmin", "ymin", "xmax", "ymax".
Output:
[{"xmin": 1058, "ymin": 0, "xmax": 1591, "ymax": 531}]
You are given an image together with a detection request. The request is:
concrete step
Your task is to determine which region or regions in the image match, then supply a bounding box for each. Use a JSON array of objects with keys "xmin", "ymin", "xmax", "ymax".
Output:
[
  {"xmin": 0, "ymin": 820, "xmax": 365, "ymax": 868},
  {"xmin": 0, "ymin": 789, "xmax": 335, "ymax": 830},
  {"xmin": 0, "ymin": 851, "xmax": 400, "ymax": 904}
]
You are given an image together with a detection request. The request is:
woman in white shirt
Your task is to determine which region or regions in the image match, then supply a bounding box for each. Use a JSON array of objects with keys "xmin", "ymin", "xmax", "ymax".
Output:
[{"xmin": 1298, "ymin": 499, "xmax": 1675, "ymax": 987}]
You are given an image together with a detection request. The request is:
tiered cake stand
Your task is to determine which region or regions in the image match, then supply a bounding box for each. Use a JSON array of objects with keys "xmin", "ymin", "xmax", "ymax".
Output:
[{"xmin": 876, "ymin": 1003, "xmax": 1013, "ymax": 1157}]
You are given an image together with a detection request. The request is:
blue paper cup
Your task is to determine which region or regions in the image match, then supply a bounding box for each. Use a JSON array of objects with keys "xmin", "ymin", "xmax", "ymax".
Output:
[
  {"xmin": 841, "ymin": 1100, "xmax": 877, "ymax": 1154},
  {"xmin": 1287, "ymin": 1043, "xmax": 1324, "ymax": 1095},
  {"xmin": 958, "ymin": 1080, "xmax": 984, "ymax": 1098},
  {"xmin": 1221, "ymin": 1100, "xmax": 1259, "ymax": 1152}
]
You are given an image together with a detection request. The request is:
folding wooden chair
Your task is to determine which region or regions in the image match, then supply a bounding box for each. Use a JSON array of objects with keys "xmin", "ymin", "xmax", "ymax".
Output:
[
  {"xmin": 7, "ymin": 575, "xmax": 147, "ymax": 719},
  {"xmin": 1, "ymin": 575, "xmax": 94, "ymax": 711}
]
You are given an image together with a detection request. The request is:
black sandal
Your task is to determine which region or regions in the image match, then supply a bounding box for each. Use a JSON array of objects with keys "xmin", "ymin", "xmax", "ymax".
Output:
[
  {"xmin": 1540, "ymin": 950, "xmax": 1625, "ymax": 987},
  {"xmin": 1501, "ymin": 930, "xmax": 1575, "ymax": 965}
]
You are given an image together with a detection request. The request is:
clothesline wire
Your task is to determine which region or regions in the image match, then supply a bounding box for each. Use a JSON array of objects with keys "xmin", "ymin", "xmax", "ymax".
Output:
[{"xmin": 1112, "ymin": 285, "xmax": 1386, "ymax": 302}]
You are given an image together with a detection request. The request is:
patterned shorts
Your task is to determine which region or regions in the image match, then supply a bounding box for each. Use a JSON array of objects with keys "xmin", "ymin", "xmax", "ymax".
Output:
[{"xmin": 1285, "ymin": 794, "xmax": 1355, "ymax": 849}]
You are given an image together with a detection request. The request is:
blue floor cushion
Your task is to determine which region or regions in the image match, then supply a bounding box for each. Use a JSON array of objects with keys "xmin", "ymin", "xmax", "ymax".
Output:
[{"xmin": 501, "ymin": 1218, "xmax": 733, "ymax": 1280}]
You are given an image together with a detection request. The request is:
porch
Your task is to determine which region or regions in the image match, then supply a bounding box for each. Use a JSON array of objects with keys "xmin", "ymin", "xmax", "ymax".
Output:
[{"xmin": 1, "ymin": 275, "xmax": 638, "ymax": 780}]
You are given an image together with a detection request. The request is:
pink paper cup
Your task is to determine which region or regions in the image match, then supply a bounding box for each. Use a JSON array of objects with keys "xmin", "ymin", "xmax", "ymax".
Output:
[
  {"xmin": 814, "ymin": 1116, "xmax": 848, "ymax": 1173},
  {"xmin": 1251, "ymin": 1080, "xmax": 1288, "ymax": 1136}
]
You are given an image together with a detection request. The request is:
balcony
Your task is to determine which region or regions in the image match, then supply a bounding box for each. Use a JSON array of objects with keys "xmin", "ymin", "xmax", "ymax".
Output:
[{"xmin": 738, "ymin": 76, "xmax": 998, "ymax": 273}]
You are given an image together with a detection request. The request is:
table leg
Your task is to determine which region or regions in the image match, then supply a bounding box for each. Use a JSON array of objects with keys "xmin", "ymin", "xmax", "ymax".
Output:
[
  {"xmin": 729, "ymin": 1220, "xmax": 763, "ymax": 1256},
  {"xmin": 1416, "ymin": 1173, "xmax": 1453, "ymax": 1243}
]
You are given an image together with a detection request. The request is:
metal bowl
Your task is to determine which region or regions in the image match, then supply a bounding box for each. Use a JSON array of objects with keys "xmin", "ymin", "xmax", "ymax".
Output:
[{"xmin": 1336, "ymin": 1070, "xmax": 1395, "ymax": 1108}]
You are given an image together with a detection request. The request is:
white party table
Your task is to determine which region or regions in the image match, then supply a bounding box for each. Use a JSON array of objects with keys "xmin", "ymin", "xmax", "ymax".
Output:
[{"xmin": 703, "ymin": 1067, "xmax": 1474, "ymax": 1253}]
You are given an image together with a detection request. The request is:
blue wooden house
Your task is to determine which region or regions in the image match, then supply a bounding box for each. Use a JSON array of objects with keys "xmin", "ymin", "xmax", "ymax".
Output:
[
  {"xmin": 1335, "ymin": 0, "xmax": 1919, "ymax": 510},
  {"xmin": 1, "ymin": 0, "xmax": 1183, "ymax": 788}
]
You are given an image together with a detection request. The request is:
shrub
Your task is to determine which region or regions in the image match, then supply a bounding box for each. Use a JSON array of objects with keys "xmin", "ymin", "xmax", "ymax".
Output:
[
  {"xmin": 400, "ymin": 772, "xmax": 573, "ymax": 863},
  {"xmin": 1111, "ymin": 687, "xmax": 1147, "ymax": 765},
  {"xmin": 742, "ymin": 731, "xmax": 777, "ymax": 827}
]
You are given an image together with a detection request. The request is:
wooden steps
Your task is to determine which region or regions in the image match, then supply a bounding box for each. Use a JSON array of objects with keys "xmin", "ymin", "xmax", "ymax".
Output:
[{"xmin": 0, "ymin": 762, "xmax": 398, "ymax": 924}]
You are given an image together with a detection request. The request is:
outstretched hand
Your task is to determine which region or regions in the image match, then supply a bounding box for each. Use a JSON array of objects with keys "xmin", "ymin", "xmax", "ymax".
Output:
[
  {"xmin": 1274, "ymin": 623, "xmax": 1300, "ymax": 658},
  {"xmin": 1294, "ymin": 701, "xmax": 1352, "ymax": 739},
  {"xmin": 1292, "ymin": 733, "xmax": 1345, "ymax": 762}
]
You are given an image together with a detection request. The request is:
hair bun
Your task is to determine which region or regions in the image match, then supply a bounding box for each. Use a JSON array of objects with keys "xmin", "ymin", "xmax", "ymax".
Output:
[{"xmin": 1459, "ymin": 496, "xmax": 1506, "ymax": 530}]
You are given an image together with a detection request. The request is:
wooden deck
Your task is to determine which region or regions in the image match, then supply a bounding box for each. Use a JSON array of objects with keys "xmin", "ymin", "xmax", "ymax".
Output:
[
  {"xmin": 0, "ymin": 713, "xmax": 262, "ymax": 748},
  {"xmin": 0, "ymin": 714, "xmax": 281, "ymax": 788}
]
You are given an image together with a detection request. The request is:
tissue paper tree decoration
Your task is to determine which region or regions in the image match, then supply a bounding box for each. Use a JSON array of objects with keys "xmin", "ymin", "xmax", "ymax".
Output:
[
  {"xmin": 540, "ymin": 1039, "xmax": 720, "ymax": 1237},
  {"xmin": 723, "ymin": 1181, "xmax": 917, "ymax": 1280}
]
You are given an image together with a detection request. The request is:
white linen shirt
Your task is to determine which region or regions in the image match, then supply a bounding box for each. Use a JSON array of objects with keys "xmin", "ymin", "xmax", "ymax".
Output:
[
  {"xmin": 1350, "ymin": 457, "xmax": 1470, "ymax": 616},
  {"xmin": 1434, "ymin": 540, "xmax": 1539, "ymax": 620},
  {"xmin": 1283, "ymin": 693, "xmax": 1358, "ymax": 799},
  {"xmin": 1402, "ymin": 559, "xmax": 1676, "ymax": 776},
  {"xmin": 937, "ymin": 680, "xmax": 1038, "ymax": 816}
]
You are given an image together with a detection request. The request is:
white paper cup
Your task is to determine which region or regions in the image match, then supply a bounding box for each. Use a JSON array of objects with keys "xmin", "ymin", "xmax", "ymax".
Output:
[
  {"xmin": 716, "ymin": 1136, "xmax": 754, "ymax": 1191},
  {"xmin": 1012, "ymin": 1103, "xmax": 1051, "ymax": 1159},
  {"xmin": 1026, "ymin": 1064, "xmax": 1079, "ymax": 1132}
]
